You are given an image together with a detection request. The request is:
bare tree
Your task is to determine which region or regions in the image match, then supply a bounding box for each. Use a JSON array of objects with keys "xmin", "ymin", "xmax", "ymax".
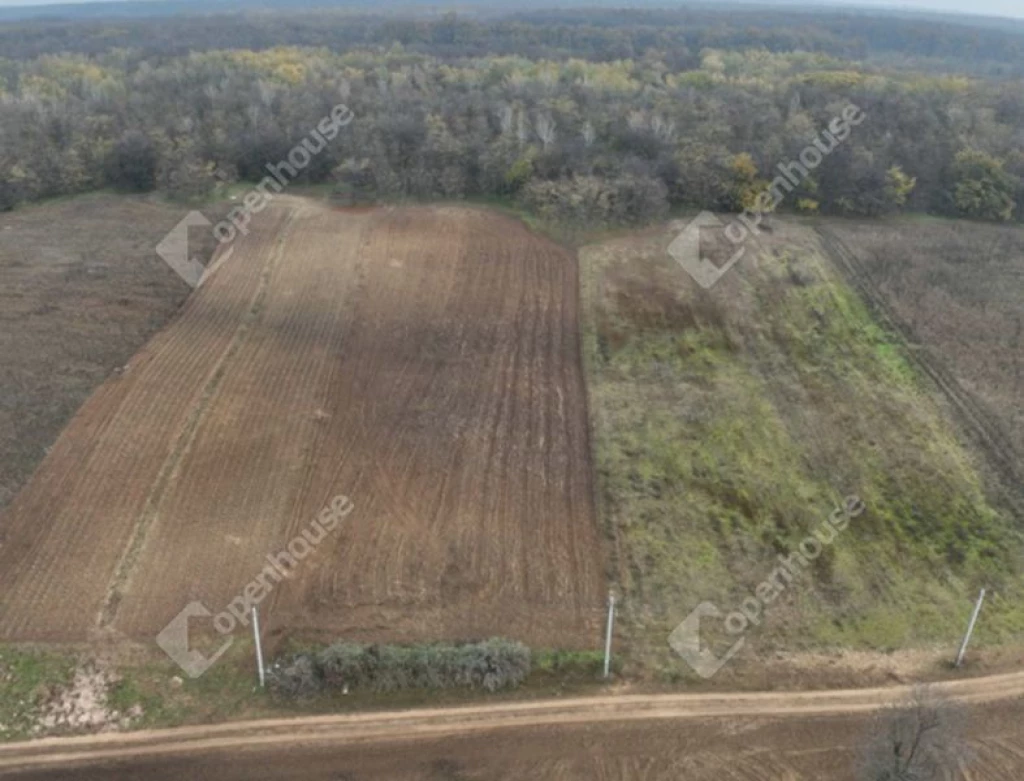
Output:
[
  {"xmin": 515, "ymin": 110, "xmax": 530, "ymax": 146},
  {"xmin": 857, "ymin": 686, "xmax": 972, "ymax": 781},
  {"xmin": 256, "ymin": 79, "xmax": 276, "ymax": 108},
  {"xmin": 650, "ymin": 114, "xmax": 676, "ymax": 143},
  {"xmin": 534, "ymin": 113, "xmax": 557, "ymax": 150},
  {"xmin": 497, "ymin": 104, "xmax": 514, "ymax": 136},
  {"xmin": 580, "ymin": 120, "xmax": 596, "ymax": 148}
]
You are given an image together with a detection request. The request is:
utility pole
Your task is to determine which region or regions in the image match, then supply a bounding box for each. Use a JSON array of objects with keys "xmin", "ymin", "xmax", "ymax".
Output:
[
  {"xmin": 252, "ymin": 606, "xmax": 266, "ymax": 688},
  {"xmin": 955, "ymin": 588, "xmax": 986, "ymax": 668},
  {"xmin": 603, "ymin": 592, "xmax": 616, "ymax": 678}
]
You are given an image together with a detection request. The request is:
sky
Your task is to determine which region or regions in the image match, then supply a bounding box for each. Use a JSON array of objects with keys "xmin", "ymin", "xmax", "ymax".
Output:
[
  {"xmin": 821, "ymin": 0, "xmax": 1024, "ymax": 18},
  {"xmin": 0, "ymin": 0, "xmax": 1021, "ymax": 19}
]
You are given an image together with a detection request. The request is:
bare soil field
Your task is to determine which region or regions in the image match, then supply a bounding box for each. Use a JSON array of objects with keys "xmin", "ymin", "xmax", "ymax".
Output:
[
  {"xmin": 0, "ymin": 198, "xmax": 604, "ymax": 648},
  {"xmin": 0, "ymin": 194, "xmax": 222, "ymax": 513}
]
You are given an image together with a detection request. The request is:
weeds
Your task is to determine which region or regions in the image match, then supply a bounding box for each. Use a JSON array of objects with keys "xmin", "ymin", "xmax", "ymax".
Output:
[{"xmin": 580, "ymin": 221, "xmax": 1024, "ymax": 673}]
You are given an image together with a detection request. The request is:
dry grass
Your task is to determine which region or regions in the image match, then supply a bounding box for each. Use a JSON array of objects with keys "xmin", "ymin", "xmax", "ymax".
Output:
[{"xmin": 825, "ymin": 219, "xmax": 1024, "ymax": 464}]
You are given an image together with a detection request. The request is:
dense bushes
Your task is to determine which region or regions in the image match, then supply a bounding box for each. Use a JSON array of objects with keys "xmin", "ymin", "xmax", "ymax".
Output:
[
  {"xmin": 267, "ymin": 638, "xmax": 531, "ymax": 698},
  {"xmin": 519, "ymin": 175, "xmax": 669, "ymax": 227},
  {"xmin": 106, "ymin": 131, "xmax": 158, "ymax": 193}
]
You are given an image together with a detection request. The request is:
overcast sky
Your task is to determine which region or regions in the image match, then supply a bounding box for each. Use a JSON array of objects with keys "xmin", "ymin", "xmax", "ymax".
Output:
[
  {"xmin": 822, "ymin": 0, "xmax": 1024, "ymax": 18},
  {"xmin": 0, "ymin": 0, "xmax": 1021, "ymax": 18}
]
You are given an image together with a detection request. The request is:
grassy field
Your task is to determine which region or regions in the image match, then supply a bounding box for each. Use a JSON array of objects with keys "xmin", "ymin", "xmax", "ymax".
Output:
[
  {"xmin": 580, "ymin": 217, "xmax": 1024, "ymax": 681},
  {"xmin": 0, "ymin": 648, "xmax": 75, "ymax": 740}
]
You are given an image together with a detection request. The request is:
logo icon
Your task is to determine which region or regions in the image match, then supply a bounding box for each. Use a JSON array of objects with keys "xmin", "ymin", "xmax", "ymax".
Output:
[
  {"xmin": 156, "ymin": 601, "xmax": 234, "ymax": 678},
  {"xmin": 668, "ymin": 601, "xmax": 744, "ymax": 679},
  {"xmin": 667, "ymin": 212, "xmax": 746, "ymax": 289},
  {"xmin": 155, "ymin": 211, "xmax": 213, "ymax": 289}
]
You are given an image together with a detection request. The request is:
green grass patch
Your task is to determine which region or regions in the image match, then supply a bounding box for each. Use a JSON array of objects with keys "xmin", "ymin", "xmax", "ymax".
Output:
[
  {"xmin": 580, "ymin": 225, "xmax": 1024, "ymax": 675},
  {"xmin": 0, "ymin": 648, "xmax": 76, "ymax": 740}
]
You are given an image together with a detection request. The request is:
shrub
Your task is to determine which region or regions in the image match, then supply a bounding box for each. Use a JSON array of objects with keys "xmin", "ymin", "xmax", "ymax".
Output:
[
  {"xmin": 268, "ymin": 638, "xmax": 531, "ymax": 697},
  {"xmin": 318, "ymin": 642, "xmax": 366, "ymax": 689},
  {"xmin": 857, "ymin": 686, "xmax": 969, "ymax": 780},
  {"xmin": 266, "ymin": 652, "xmax": 321, "ymax": 698}
]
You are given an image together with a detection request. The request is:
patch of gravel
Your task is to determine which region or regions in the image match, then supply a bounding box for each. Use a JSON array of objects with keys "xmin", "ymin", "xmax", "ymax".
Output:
[{"xmin": 37, "ymin": 666, "xmax": 142, "ymax": 733}]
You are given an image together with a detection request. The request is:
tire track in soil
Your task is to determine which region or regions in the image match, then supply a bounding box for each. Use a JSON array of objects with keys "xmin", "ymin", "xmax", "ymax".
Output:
[
  {"xmin": 95, "ymin": 209, "xmax": 300, "ymax": 631},
  {"xmin": 0, "ymin": 201, "xmax": 604, "ymax": 648},
  {"xmin": 816, "ymin": 226, "xmax": 1024, "ymax": 519},
  {"xmin": 0, "ymin": 208, "xmax": 289, "ymax": 640}
]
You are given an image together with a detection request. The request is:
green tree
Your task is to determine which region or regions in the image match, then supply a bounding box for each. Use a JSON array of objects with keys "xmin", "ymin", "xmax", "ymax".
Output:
[
  {"xmin": 884, "ymin": 165, "xmax": 916, "ymax": 211},
  {"xmin": 107, "ymin": 131, "xmax": 158, "ymax": 193},
  {"xmin": 951, "ymin": 149, "xmax": 1017, "ymax": 222}
]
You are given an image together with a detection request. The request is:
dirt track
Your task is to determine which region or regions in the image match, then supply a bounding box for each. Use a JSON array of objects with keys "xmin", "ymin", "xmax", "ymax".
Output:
[
  {"xmin": 2, "ymin": 672, "xmax": 1023, "ymax": 779},
  {"xmin": 816, "ymin": 226, "xmax": 1024, "ymax": 517},
  {"xmin": 0, "ymin": 199, "xmax": 604, "ymax": 647}
]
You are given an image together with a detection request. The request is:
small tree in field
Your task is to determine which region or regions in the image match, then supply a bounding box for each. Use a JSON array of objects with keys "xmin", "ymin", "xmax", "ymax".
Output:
[{"xmin": 857, "ymin": 685, "xmax": 971, "ymax": 781}]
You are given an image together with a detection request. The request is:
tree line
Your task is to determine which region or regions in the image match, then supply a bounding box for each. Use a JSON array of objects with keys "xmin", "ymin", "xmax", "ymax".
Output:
[
  {"xmin": 2, "ymin": 7, "xmax": 1024, "ymax": 74},
  {"xmin": 0, "ymin": 10, "xmax": 1022, "ymax": 225}
]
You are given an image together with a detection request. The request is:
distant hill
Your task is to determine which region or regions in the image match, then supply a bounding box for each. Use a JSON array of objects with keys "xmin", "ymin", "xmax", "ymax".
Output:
[{"xmin": 3, "ymin": 0, "xmax": 1024, "ymax": 27}]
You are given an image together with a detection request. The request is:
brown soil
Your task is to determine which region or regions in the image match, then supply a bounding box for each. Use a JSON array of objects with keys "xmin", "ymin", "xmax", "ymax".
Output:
[
  {"xmin": 0, "ymin": 199, "xmax": 604, "ymax": 648},
  {"xmin": 0, "ymin": 194, "xmax": 222, "ymax": 513}
]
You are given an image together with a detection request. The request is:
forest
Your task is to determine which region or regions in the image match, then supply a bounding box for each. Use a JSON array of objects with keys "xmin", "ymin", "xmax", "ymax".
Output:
[{"xmin": 0, "ymin": 6, "xmax": 1022, "ymax": 225}]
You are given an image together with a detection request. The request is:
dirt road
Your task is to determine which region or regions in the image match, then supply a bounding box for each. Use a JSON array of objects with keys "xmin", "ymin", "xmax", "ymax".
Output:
[{"xmin": 2, "ymin": 672, "xmax": 1023, "ymax": 779}]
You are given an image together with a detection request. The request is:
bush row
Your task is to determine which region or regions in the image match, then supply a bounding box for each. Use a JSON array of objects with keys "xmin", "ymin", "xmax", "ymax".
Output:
[{"xmin": 267, "ymin": 638, "xmax": 531, "ymax": 697}]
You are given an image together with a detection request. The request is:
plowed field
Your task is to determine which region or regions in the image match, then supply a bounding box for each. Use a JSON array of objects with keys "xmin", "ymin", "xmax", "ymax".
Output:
[{"xmin": 0, "ymin": 199, "xmax": 604, "ymax": 647}]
